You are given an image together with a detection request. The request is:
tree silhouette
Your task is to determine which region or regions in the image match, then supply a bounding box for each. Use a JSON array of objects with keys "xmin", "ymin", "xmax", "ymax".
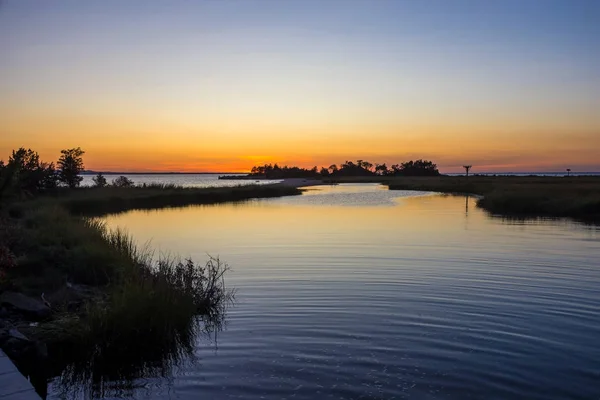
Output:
[
  {"xmin": 246, "ymin": 158, "xmax": 441, "ymax": 178},
  {"xmin": 58, "ymin": 147, "xmax": 85, "ymax": 188},
  {"xmin": 5, "ymin": 148, "xmax": 57, "ymax": 193},
  {"xmin": 93, "ymin": 173, "xmax": 108, "ymax": 188},
  {"xmin": 112, "ymin": 176, "xmax": 134, "ymax": 187},
  {"xmin": 358, "ymin": 160, "xmax": 373, "ymax": 172},
  {"xmin": 566, "ymin": 168, "xmax": 571, "ymax": 177},
  {"xmin": 389, "ymin": 160, "xmax": 439, "ymax": 176},
  {"xmin": 375, "ymin": 163, "xmax": 388, "ymax": 175},
  {"xmin": 463, "ymin": 165, "xmax": 472, "ymax": 178}
]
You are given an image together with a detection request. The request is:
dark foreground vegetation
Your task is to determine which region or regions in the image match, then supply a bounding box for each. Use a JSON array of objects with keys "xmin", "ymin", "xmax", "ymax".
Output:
[
  {"xmin": 29, "ymin": 183, "xmax": 301, "ymax": 217},
  {"xmin": 387, "ymin": 175, "xmax": 600, "ymax": 222},
  {"xmin": 0, "ymin": 147, "xmax": 300, "ymax": 397}
]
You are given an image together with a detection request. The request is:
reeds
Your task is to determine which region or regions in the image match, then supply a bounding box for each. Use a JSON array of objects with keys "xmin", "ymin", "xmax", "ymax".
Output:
[
  {"xmin": 53, "ymin": 183, "xmax": 302, "ymax": 215},
  {"xmin": 387, "ymin": 176, "xmax": 600, "ymax": 222},
  {"xmin": 31, "ymin": 221, "xmax": 234, "ymax": 396},
  {"xmin": 2, "ymin": 194, "xmax": 237, "ymax": 395}
]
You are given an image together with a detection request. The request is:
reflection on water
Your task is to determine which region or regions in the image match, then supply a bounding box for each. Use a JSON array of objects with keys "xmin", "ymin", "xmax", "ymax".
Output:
[
  {"xmin": 49, "ymin": 313, "xmax": 226, "ymax": 399},
  {"xmin": 51, "ymin": 184, "xmax": 600, "ymax": 399}
]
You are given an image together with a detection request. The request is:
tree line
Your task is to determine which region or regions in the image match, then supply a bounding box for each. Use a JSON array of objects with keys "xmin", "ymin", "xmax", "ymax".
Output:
[
  {"xmin": 249, "ymin": 159, "xmax": 440, "ymax": 179},
  {"xmin": 0, "ymin": 147, "xmax": 136, "ymax": 199},
  {"xmin": 0, "ymin": 147, "xmax": 85, "ymax": 194}
]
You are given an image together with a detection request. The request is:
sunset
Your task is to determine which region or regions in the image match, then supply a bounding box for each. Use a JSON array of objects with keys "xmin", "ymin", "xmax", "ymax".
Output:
[
  {"xmin": 1, "ymin": 1, "xmax": 599, "ymax": 172},
  {"xmin": 1, "ymin": 2, "xmax": 600, "ymax": 400}
]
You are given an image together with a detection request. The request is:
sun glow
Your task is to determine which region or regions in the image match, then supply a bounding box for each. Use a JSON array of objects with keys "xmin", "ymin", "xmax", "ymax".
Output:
[{"xmin": 1, "ymin": 1, "xmax": 599, "ymax": 172}]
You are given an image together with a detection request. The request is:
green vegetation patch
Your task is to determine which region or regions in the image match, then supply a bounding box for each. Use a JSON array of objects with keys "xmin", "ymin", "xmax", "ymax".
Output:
[
  {"xmin": 0, "ymin": 147, "xmax": 300, "ymax": 394},
  {"xmin": 387, "ymin": 176, "xmax": 600, "ymax": 222}
]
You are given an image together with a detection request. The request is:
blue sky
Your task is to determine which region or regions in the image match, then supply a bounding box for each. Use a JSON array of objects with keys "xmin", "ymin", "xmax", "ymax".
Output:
[{"xmin": 1, "ymin": 0, "xmax": 599, "ymax": 172}]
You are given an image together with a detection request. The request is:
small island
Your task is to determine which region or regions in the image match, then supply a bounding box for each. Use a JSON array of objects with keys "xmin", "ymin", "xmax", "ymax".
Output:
[{"xmin": 221, "ymin": 159, "xmax": 600, "ymax": 223}]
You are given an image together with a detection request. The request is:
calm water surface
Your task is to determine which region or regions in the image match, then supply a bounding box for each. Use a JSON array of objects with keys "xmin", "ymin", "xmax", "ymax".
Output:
[
  {"xmin": 80, "ymin": 173, "xmax": 277, "ymax": 187},
  {"xmin": 52, "ymin": 184, "xmax": 600, "ymax": 399}
]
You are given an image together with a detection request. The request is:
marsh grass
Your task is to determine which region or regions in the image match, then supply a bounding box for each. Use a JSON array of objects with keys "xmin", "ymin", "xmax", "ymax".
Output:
[
  {"xmin": 1, "ymin": 189, "xmax": 237, "ymax": 396},
  {"xmin": 21, "ymin": 183, "xmax": 301, "ymax": 216},
  {"xmin": 29, "ymin": 222, "xmax": 234, "ymax": 396},
  {"xmin": 387, "ymin": 176, "xmax": 600, "ymax": 222},
  {"xmin": 0, "ymin": 182, "xmax": 307, "ymax": 397},
  {"xmin": 4, "ymin": 207, "xmax": 120, "ymax": 292}
]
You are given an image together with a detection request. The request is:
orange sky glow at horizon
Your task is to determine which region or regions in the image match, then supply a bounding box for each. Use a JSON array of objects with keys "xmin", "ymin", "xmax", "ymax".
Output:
[{"xmin": 1, "ymin": 1, "xmax": 599, "ymax": 173}]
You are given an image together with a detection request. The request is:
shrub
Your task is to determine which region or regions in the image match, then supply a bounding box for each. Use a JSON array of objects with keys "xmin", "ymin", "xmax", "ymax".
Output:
[
  {"xmin": 92, "ymin": 173, "xmax": 107, "ymax": 188},
  {"xmin": 112, "ymin": 176, "xmax": 134, "ymax": 188}
]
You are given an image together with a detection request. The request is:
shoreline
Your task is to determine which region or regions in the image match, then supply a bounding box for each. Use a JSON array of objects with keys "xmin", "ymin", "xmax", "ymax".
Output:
[
  {"xmin": 386, "ymin": 176, "xmax": 600, "ymax": 224},
  {"xmin": 221, "ymin": 175, "xmax": 600, "ymax": 223},
  {"xmin": 2, "ymin": 175, "xmax": 599, "ymax": 396},
  {"xmin": 0, "ymin": 183, "xmax": 303, "ymax": 396}
]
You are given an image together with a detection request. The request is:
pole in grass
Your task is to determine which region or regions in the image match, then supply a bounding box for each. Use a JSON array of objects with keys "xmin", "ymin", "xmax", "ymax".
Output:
[{"xmin": 463, "ymin": 165, "xmax": 472, "ymax": 178}]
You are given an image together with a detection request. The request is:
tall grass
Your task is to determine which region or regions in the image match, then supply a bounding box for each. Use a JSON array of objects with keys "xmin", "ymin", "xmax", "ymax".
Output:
[
  {"xmin": 32, "ymin": 222, "xmax": 233, "ymax": 396},
  {"xmin": 1, "ymin": 200, "xmax": 234, "ymax": 396},
  {"xmin": 386, "ymin": 176, "xmax": 600, "ymax": 222},
  {"xmin": 0, "ymin": 182, "xmax": 308, "ymax": 396},
  {"xmin": 136, "ymin": 182, "xmax": 179, "ymax": 190},
  {"xmin": 25, "ymin": 183, "xmax": 302, "ymax": 216},
  {"xmin": 5, "ymin": 206, "xmax": 122, "ymax": 292}
]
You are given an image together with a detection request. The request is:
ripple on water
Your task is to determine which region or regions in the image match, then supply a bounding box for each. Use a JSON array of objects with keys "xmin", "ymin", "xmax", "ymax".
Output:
[{"xmin": 79, "ymin": 186, "xmax": 600, "ymax": 400}]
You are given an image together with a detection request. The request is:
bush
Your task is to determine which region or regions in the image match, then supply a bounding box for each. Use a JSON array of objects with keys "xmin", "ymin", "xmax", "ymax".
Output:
[
  {"xmin": 112, "ymin": 176, "xmax": 134, "ymax": 188},
  {"xmin": 92, "ymin": 173, "xmax": 107, "ymax": 188}
]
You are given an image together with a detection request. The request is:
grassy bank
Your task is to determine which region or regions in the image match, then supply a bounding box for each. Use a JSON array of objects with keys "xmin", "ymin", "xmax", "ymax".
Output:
[
  {"xmin": 0, "ymin": 183, "xmax": 300, "ymax": 394},
  {"xmin": 386, "ymin": 176, "xmax": 600, "ymax": 222},
  {"xmin": 17, "ymin": 183, "xmax": 302, "ymax": 216}
]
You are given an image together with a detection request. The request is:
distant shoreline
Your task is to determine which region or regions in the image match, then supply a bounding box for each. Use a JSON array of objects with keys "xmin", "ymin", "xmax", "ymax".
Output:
[
  {"xmin": 84, "ymin": 171, "xmax": 600, "ymax": 176},
  {"xmin": 81, "ymin": 171, "xmax": 247, "ymax": 175}
]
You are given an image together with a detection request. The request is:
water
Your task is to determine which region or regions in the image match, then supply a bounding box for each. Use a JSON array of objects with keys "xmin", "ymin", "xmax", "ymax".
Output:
[
  {"xmin": 50, "ymin": 184, "xmax": 600, "ymax": 399},
  {"xmin": 80, "ymin": 172, "xmax": 600, "ymax": 188},
  {"xmin": 80, "ymin": 173, "xmax": 279, "ymax": 187}
]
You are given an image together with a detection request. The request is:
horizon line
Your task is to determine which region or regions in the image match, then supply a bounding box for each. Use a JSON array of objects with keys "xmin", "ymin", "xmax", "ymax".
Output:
[{"xmin": 83, "ymin": 170, "xmax": 600, "ymax": 175}]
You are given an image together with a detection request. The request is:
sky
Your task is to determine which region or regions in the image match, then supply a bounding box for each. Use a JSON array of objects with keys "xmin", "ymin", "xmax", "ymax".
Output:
[{"xmin": 1, "ymin": 0, "xmax": 599, "ymax": 173}]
